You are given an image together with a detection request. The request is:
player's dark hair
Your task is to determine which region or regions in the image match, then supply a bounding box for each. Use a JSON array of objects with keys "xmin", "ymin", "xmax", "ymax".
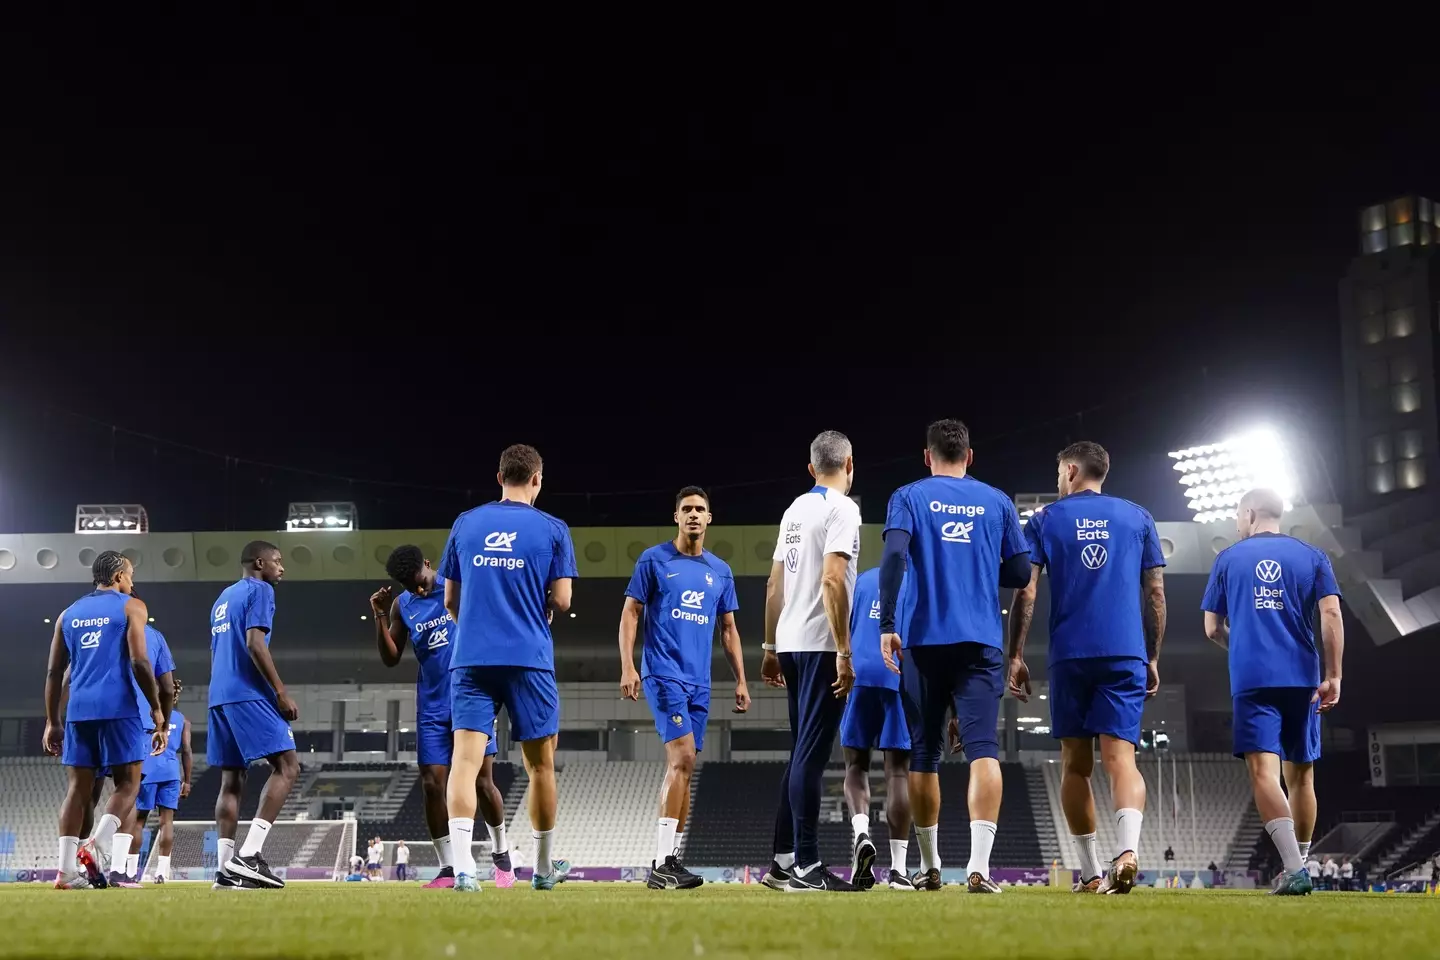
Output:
[
  {"xmin": 499, "ymin": 444, "xmax": 543, "ymax": 486},
  {"xmin": 926, "ymin": 419, "xmax": 971, "ymax": 463},
  {"xmin": 92, "ymin": 550, "xmax": 128, "ymax": 587},
  {"xmin": 385, "ymin": 545, "xmax": 425, "ymax": 584},
  {"xmin": 675, "ymin": 485, "xmax": 710, "ymax": 509},
  {"xmin": 1058, "ymin": 441, "xmax": 1110, "ymax": 482},
  {"xmin": 241, "ymin": 540, "xmax": 279, "ymax": 567}
]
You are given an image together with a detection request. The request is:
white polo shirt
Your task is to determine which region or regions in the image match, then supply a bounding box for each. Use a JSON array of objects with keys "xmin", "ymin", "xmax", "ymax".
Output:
[{"xmin": 772, "ymin": 485, "xmax": 860, "ymax": 653}]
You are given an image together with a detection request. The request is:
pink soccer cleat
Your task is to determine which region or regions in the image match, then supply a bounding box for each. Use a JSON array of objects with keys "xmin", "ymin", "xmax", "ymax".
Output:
[
  {"xmin": 493, "ymin": 866, "xmax": 516, "ymax": 888},
  {"xmin": 424, "ymin": 867, "xmax": 456, "ymax": 889}
]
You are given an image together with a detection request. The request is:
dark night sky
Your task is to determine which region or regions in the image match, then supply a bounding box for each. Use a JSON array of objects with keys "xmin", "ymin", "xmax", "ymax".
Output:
[{"xmin": 0, "ymin": 14, "xmax": 1433, "ymax": 532}]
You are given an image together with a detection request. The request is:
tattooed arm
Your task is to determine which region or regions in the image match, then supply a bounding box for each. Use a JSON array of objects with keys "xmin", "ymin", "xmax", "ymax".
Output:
[
  {"xmin": 1143, "ymin": 566, "xmax": 1167, "ymax": 697},
  {"xmin": 1006, "ymin": 564, "xmax": 1040, "ymax": 701}
]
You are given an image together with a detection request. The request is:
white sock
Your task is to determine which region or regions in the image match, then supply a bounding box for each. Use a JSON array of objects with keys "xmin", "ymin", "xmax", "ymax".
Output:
[
  {"xmin": 1073, "ymin": 833, "xmax": 1101, "ymax": 881},
  {"xmin": 674, "ymin": 831, "xmax": 684, "ymax": 856},
  {"xmin": 239, "ymin": 818, "xmax": 272, "ymax": 858},
  {"xmin": 111, "ymin": 834, "xmax": 132, "ymax": 875},
  {"xmin": 218, "ymin": 837, "xmax": 235, "ymax": 869},
  {"xmin": 58, "ymin": 836, "xmax": 79, "ymax": 877},
  {"xmin": 917, "ymin": 825, "xmax": 940, "ymax": 872},
  {"xmin": 157, "ymin": 854, "xmax": 171, "ymax": 880},
  {"xmin": 448, "ymin": 818, "xmax": 476, "ymax": 876},
  {"xmin": 657, "ymin": 817, "xmax": 679, "ymax": 865},
  {"xmin": 485, "ymin": 820, "xmax": 508, "ymax": 855},
  {"xmin": 433, "ymin": 835, "xmax": 454, "ymax": 869},
  {"xmin": 1298, "ymin": 841, "xmax": 1311, "ymax": 861},
  {"xmin": 93, "ymin": 813, "xmax": 121, "ymax": 859},
  {"xmin": 852, "ymin": 813, "xmax": 871, "ymax": 841},
  {"xmin": 774, "ymin": 851, "xmax": 795, "ymax": 870},
  {"xmin": 1115, "ymin": 807, "xmax": 1143, "ymax": 859},
  {"xmin": 534, "ymin": 828, "xmax": 555, "ymax": 877},
  {"xmin": 967, "ymin": 820, "xmax": 997, "ymax": 878},
  {"xmin": 1266, "ymin": 817, "xmax": 1304, "ymax": 874},
  {"xmin": 890, "ymin": 839, "xmax": 908, "ymax": 875},
  {"xmin": 126, "ymin": 853, "xmax": 140, "ymax": 878}
]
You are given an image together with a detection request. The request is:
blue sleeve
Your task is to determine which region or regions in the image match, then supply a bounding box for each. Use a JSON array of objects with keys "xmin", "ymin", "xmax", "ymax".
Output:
[
  {"xmin": 623, "ymin": 559, "xmax": 652, "ymax": 603},
  {"xmin": 1314, "ymin": 552, "xmax": 1341, "ymax": 600},
  {"xmin": 247, "ymin": 583, "xmax": 275, "ymax": 633},
  {"xmin": 1023, "ymin": 511, "xmax": 1046, "ymax": 569},
  {"xmin": 878, "ymin": 529, "xmax": 910, "ymax": 632},
  {"xmin": 1000, "ymin": 499, "xmax": 1027, "ymax": 560},
  {"xmin": 151, "ymin": 631, "xmax": 175, "ymax": 676},
  {"xmin": 550, "ymin": 522, "xmax": 579, "ymax": 581},
  {"xmin": 1141, "ymin": 512, "xmax": 1166, "ymax": 569},
  {"xmin": 720, "ymin": 574, "xmax": 739, "ymax": 614},
  {"xmin": 1201, "ymin": 560, "xmax": 1227, "ymax": 615},
  {"xmin": 883, "ymin": 489, "xmax": 915, "ymax": 537},
  {"xmin": 439, "ymin": 516, "xmax": 464, "ymax": 580},
  {"xmin": 999, "ymin": 550, "xmax": 1033, "ymax": 589}
]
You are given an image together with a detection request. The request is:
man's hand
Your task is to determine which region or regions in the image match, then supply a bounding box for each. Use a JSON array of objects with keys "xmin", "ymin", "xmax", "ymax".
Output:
[
  {"xmin": 180, "ymin": 781, "xmax": 191, "ymax": 799},
  {"xmin": 833, "ymin": 655, "xmax": 854, "ymax": 699},
  {"xmin": 1313, "ymin": 678, "xmax": 1341, "ymax": 713},
  {"xmin": 369, "ymin": 586, "xmax": 392, "ymax": 615},
  {"xmin": 1146, "ymin": 660, "xmax": 1161, "ymax": 699},
  {"xmin": 1008, "ymin": 657, "xmax": 1031, "ymax": 702},
  {"xmin": 881, "ymin": 633, "xmax": 903, "ymax": 675},
  {"xmin": 276, "ymin": 690, "xmax": 300, "ymax": 722},
  {"xmin": 733, "ymin": 680, "xmax": 751, "ymax": 714},
  {"xmin": 43, "ymin": 722, "xmax": 62, "ymax": 757},
  {"xmin": 620, "ymin": 665, "xmax": 641, "ymax": 701},
  {"xmin": 151, "ymin": 726, "xmax": 169, "ymax": 757},
  {"xmin": 761, "ymin": 651, "xmax": 785, "ymax": 688}
]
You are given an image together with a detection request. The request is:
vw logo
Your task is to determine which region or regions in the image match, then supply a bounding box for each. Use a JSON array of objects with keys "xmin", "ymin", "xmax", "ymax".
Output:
[
  {"xmin": 785, "ymin": 547, "xmax": 799, "ymax": 573},
  {"xmin": 1255, "ymin": 559, "xmax": 1282, "ymax": 583},
  {"xmin": 1080, "ymin": 543, "xmax": 1107, "ymax": 570}
]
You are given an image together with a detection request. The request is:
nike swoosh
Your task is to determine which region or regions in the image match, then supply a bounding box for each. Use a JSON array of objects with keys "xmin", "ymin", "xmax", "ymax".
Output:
[{"xmin": 667, "ymin": 573, "xmax": 680, "ymax": 578}]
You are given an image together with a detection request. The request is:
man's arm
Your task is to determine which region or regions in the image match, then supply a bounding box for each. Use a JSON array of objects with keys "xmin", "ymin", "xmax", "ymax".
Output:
[
  {"xmin": 548, "ymin": 578, "xmax": 574, "ymax": 614},
  {"xmin": 42, "ymin": 620, "xmax": 69, "ymax": 755},
  {"xmin": 180, "ymin": 716, "xmax": 194, "ymax": 795},
  {"xmin": 444, "ymin": 577, "xmax": 461, "ymax": 626},
  {"xmin": 1316, "ymin": 594, "xmax": 1344, "ymax": 711},
  {"xmin": 762, "ymin": 560, "xmax": 785, "ymax": 687},
  {"xmin": 374, "ymin": 594, "xmax": 410, "ymax": 668},
  {"xmin": 820, "ymin": 553, "xmax": 852, "ymax": 658},
  {"xmin": 246, "ymin": 625, "xmax": 298, "ymax": 721},
  {"xmin": 126, "ymin": 597, "xmax": 162, "ymax": 719},
  {"xmin": 618, "ymin": 597, "xmax": 643, "ymax": 700},
  {"xmin": 1006, "ymin": 565, "xmax": 1040, "ymax": 662},
  {"xmin": 719, "ymin": 611, "xmax": 751, "ymax": 712},
  {"xmin": 877, "ymin": 530, "xmax": 909, "ymax": 633},
  {"xmin": 1143, "ymin": 567, "xmax": 1167, "ymax": 662},
  {"xmin": 1203, "ymin": 611, "xmax": 1229, "ymax": 649}
]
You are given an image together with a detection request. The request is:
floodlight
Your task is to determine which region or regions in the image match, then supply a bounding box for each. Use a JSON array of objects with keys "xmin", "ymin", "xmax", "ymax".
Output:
[
  {"xmin": 286, "ymin": 502, "xmax": 358, "ymax": 532},
  {"xmin": 75, "ymin": 504, "xmax": 148, "ymax": 534},
  {"xmin": 1013, "ymin": 492, "xmax": 1059, "ymax": 526},
  {"xmin": 1169, "ymin": 427, "xmax": 1297, "ymax": 523}
]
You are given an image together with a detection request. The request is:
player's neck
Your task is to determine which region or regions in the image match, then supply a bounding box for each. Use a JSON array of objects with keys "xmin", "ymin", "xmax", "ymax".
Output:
[
  {"xmin": 1068, "ymin": 481, "xmax": 1103, "ymax": 496},
  {"xmin": 813, "ymin": 471, "xmax": 849, "ymax": 494},
  {"xmin": 929, "ymin": 462, "xmax": 967, "ymax": 479},
  {"xmin": 499, "ymin": 484, "xmax": 538, "ymax": 506},
  {"xmin": 672, "ymin": 534, "xmax": 704, "ymax": 557},
  {"xmin": 1248, "ymin": 521, "xmax": 1281, "ymax": 536}
]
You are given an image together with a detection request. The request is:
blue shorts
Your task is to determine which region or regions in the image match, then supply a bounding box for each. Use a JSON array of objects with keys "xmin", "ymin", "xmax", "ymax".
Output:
[
  {"xmin": 643, "ymin": 676, "xmax": 710, "ymax": 752},
  {"xmin": 902, "ymin": 642, "xmax": 1004, "ymax": 771},
  {"xmin": 840, "ymin": 685, "xmax": 911, "ymax": 752},
  {"xmin": 1049, "ymin": 656, "xmax": 1147, "ymax": 744},
  {"xmin": 1233, "ymin": 687, "xmax": 1320, "ymax": 763},
  {"xmin": 415, "ymin": 714, "xmax": 497, "ymax": 767},
  {"xmin": 137, "ymin": 779, "xmax": 182, "ymax": 812},
  {"xmin": 207, "ymin": 700, "xmax": 296, "ymax": 767},
  {"xmin": 63, "ymin": 717, "xmax": 147, "ymax": 769},
  {"xmin": 451, "ymin": 667, "xmax": 559, "ymax": 743}
]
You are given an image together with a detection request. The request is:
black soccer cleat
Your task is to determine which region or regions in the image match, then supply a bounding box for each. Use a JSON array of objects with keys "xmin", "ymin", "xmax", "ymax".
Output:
[
  {"xmin": 967, "ymin": 871, "xmax": 1003, "ymax": 894},
  {"xmin": 648, "ymin": 855, "xmax": 704, "ymax": 890},
  {"xmin": 911, "ymin": 867, "xmax": 943, "ymax": 891},
  {"xmin": 760, "ymin": 860, "xmax": 793, "ymax": 890},
  {"xmin": 785, "ymin": 864, "xmax": 859, "ymax": 892},
  {"xmin": 887, "ymin": 869, "xmax": 917, "ymax": 891},
  {"xmin": 212, "ymin": 870, "xmax": 262, "ymax": 891},
  {"xmin": 224, "ymin": 853, "xmax": 284, "ymax": 889},
  {"xmin": 852, "ymin": 833, "xmax": 877, "ymax": 890}
]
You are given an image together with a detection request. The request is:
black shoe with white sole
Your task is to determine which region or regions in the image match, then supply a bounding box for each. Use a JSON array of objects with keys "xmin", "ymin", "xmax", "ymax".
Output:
[
  {"xmin": 785, "ymin": 864, "xmax": 858, "ymax": 892},
  {"xmin": 648, "ymin": 855, "xmax": 704, "ymax": 890},
  {"xmin": 887, "ymin": 869, "xmax": 917, "ymax": 890},
  {"xmin": 224, "ymin": 854, "xmax": 284, "ymax": 888},
  {"xmin": 760, "ymin": 861, "xmax": 793, "ymax": 890},
  {"xmin": 851, "ymin": 833, "xmax": 877, "ymax": 890},
  {"xmin": 212, "ymin": 870, "xmax": 262, "ymax": 891}
]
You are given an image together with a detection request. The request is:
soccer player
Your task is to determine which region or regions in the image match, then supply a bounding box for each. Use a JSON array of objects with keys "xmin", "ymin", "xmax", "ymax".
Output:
[
  {"xmin": 760, "ymin": 430, "xmax": 861, "ymax": 893},
  {"xmin": 618, "ymin": 486, "xmax": 751, "ymax": 891},
  {"xmin": 371, "ymin": 545, "xmax": 515, "ymax": 889},
  {"xmin": 1006, "ymin": 442, "xmax": 1167, "ymax": 894},
  {"xmin": 208, "ymin": 541, "xmax": 301, "ymax": 890},
  {"xmin": 1202, "ymin": 487, "xmax": 1343, "ymax": 896},
  {"xmin": 878, "ymin": 419, "xmax": 1030, "ymax": 894},
  {"xmin": 439, "ymin": 444, "xmax": 578, "ymax": 893},
  {"xmin": 106, "ymin": 618, "xmax": 177, "ymax": 886},
  {"xmin": 839, "ymin": 564, "xmax": 916, "ymax": 890},
  {"xmin": 42, "ymin": 551, "xmax": 167, "ymax": 890},
  {"xmin": 135, "ymin": 675, "xmax": 191, "ymax": 884}
]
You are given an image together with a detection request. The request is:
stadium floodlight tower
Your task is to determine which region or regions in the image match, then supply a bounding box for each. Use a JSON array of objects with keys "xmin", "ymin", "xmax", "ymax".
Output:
[
  {"xmin": 75, "ymin": 504, "xmax": 148, "ymax": 534},
  {"xmin": 1013, "ymin": 491, "xmax": 1060, "ymax": 526},
  {"xmin": 1169, "ymin": 426, "xmax": 1299, "ymax": 524},
  {"xmin": 286, "ymin": 501, "xmax": 358, "ymax": 532}
]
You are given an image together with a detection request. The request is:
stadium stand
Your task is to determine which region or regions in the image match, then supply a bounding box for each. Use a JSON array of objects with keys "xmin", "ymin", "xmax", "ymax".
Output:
[
  {"xmin": 155, "ymin": 819, "xmax": 351, "ymax": 880},
  {"xmin": 506, "ymin": 761, "xmax": 664, "ymax": 867},
  {"xmin": 0, "ymin": 758, "xmax": 68, "ymax": 873}
]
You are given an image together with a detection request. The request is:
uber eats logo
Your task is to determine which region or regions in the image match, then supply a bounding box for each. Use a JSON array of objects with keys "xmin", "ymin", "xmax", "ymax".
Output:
[{"xmin": 1254, "ymin": 559, "xmax": 1284, "ymax": 610}]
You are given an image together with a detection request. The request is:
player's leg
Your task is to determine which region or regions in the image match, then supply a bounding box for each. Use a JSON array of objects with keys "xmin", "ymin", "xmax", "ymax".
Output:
[
  {"xmin": 477, "ymin": 750, "xmax": 514, "ymax": 884},
  {"xmin": 901, "ymin": 646, "xmax": 948, "ymax": 890},
  {"xmin": 763, "ymin": 654, "xmax": 801, "ymax": 890},
  {"xmin": 76, "ymin": 717, "xmax": 146, "ymax": 885},
  {"xmin": 1236, "ymin": 690, "xmax": 1309, "ymax": 894},
  {"xmin": 1091, "ymin": 657, "xmax": 1148, "ymax": 893},
  {"xmin": 883, "ymin": 748, "xmax": 914, "ymax": 887},
  {"xmin": 1050, "ymin": 658, "xmax": 1102, "ymax": 890},
  {"xmin": 785, "ymin": 652, "xmax": 848, "ymax": 890},
  {"xmin": 217, "ymin": 700, "xmax": 299, "ymax": 887},
  {"xmin": 418, "ymin": 763, "xmax": 455, "ymax": 884},
  {"xmin": 446, "ymin": 667, "xmax": 495, "ymax": 890},
  {"xmin": 206, "ymin": 703, "xmax": 249, "ymax": 887},
  {"xmin": 81, "ymin": 771, "xmax": 105, "ymax": 842},
  {"xmin": 1284, "ymin": 761, "xmax": 1316, "ymax": 860},
  {"xmin": 120, "ymin": 799, "xmax": 149, "ymax": 883},
  {"xmin": 95, "ymin": 759, "xmax": 144, "ymax": 886},
  {"xmin": 674, "ymin": 683, "xmax": 708, "ymax": 857},
  {"xmin": 56, "ymin": 722, "xmax": 100, "ymax": 888},
  {"xmin": 955, "ymin": 643, "xmax": 1004, "ymax": 892},
  {"xmin": 510, "ymin": 668, "xmax": 565, "ymax": 889},
  {"xmin": 1280, "ymin": 685, "xmax": 1321, "ymax": 866},
  {"xmin": 155, "ymin": 807, "xmax": 176, "ymax": 882},
  {"xmin": 839, "ymin": 686, "xmax": 878, "ymax": 888}
]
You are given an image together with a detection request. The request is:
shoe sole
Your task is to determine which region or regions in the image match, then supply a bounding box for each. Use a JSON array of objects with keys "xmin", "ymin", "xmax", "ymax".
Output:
[
  {"xmin": 760, "ymin": 875, "xmax": 790, "ymax": 890},
  {"xmin": 224, "ymin": 859, "xmax": 284, "ymax": 889},
  {"xmin": 854, "ymin": 839, "xmax": 877, "ymax": 889},
  {"xmin": 1108, "ymin": 859, "xmax": 1138, "ymax": 895},
  {"xmin": 888, "ymin": 882, "xmax": 917, "ymax": 891}
]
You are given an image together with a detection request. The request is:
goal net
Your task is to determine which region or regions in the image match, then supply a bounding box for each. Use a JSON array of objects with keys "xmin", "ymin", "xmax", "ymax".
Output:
[{"xmin": 141, "ymin": 819, "xmax": 355, "ymax": 882}]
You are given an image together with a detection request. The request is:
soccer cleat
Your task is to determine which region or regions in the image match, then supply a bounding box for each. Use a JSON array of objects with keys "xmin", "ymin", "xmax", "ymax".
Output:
[
  {"xmin": 152, "ymin": 875, "xmax": 166, "ymax": 885},
  {"xmin": 531, "ymin": 859, "xmax": 571, "ymax": 891},
  {"xmin": 887, "ymin": 870, "xmax": 917, "ymax": 891},
  {"xmin": 211, "ymin": 871, "xmax": 261, "ymax": 891},
  {"xmin": 852, "ymin": 833, "xmax": 877, "ymax": 890},
  {"xmin": 454, "ymin": 873, "xmax": 480, "ymax": 892},
  {"xmin": 224, "ymin": 853, "xmax": 284, "ymax": 889},
  {"xmin": 1269, "ymin": 869, "xmax": 1313, "ymax": 896},
  {"xmin": 648, "ymin": 855, "xmax": 704, "ymax": 890},
  {"xmin": 108, "ymin": 870, "xmax": 142, "ymax": 889},
  {"xmin": 424, "ymin": 866, "xmax": 456, "ymax": 889},
  {"xmin": 76, "ymin": 839, "xmax": 108, "ymax": 889},
  {"xmin": 492, "ymin": 851, "xmax": 515, "ymax": 888},
  {"xmin": 1097, "ymin": 852, "xmax": 1138, "ymax": 895},
  {"xmin": 760, "ymin": 861, "xmax": 792, "ymax": 890},
  {"xmin": 967, "ymin": 872, "xmax": 1003, "ymax": 894},
  {"xmin": 910, "ymin": 867, "xmax": 943, "ymax": 891},
  {"xmin": 1073, "ymin": 875, "xmax": 1102, "ymax": 893},
  {"xmin": 53, "ymin": 873, "xmax": 92, "ymax": 890},
  {"xmin": 785, "ymin": 864, "xmax": 858, "ymax": 892}
]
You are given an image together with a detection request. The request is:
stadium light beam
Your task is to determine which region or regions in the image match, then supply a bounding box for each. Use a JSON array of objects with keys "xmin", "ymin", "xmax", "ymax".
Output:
[
  {"xmin": 1168, "ymin": 427, "xmax": 1298, "ymax": 524},
  {"xmin": 286, "ymin": 501, "xmax": 358, "ymax": 532}
]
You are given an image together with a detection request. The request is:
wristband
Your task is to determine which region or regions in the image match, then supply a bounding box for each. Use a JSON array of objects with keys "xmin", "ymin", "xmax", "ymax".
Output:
[{"xmin": 762, "ymin": 643, "xmax": 775, "ymax": 652}]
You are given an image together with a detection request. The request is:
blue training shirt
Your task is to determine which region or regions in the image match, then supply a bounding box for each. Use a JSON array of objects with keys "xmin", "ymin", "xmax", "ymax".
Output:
[
  {"xmin": 883, "ymin": 475, "xmax": 1028, "ymax": 650},
  {"xmin": 1024, "ymin": 491, "xmax": 1166, "ymax": 664},
  {"xmin": 208, "ymin": 578, "xmax": 277, "ymax": 706},
  {"xmin": 62, "ymin": 589, "xmax": 135, "ymax": 722},
  {"xmin": 851, "ymin": 566, "xmax": 914, "ymax": 690},
  {"xmin": 142, "ymin": 709, "xmax": 186, "ymax": 782},
  {"xmin": 397, "ymin": 578, "xmax": 454, "ymax": 722},
  {"xmin": 1201, "ymin": 532, "xmax": 1342, "ymax": 696},
  {"xmin": 439, "ymin": 500, "xmax": 578, "ymax": 671},
  {"xmin": 131, "ymin": 625, "xmax": 175, "ymax": 725},
  {"xmin": 625, "ymin": 541, "xmax": 738, "ymax": 687}
]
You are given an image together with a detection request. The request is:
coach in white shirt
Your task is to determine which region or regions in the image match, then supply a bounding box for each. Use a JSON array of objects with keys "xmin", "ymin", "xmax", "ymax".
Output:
[{"xmin": 759, "ymin": 430, "xmax": 861, "ymax": 893}]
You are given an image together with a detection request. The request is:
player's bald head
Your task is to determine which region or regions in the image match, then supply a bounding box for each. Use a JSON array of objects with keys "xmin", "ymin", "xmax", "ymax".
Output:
[{"xmin": 1239, "ymin": 488, "xmax": 1284, "ymax": 520}]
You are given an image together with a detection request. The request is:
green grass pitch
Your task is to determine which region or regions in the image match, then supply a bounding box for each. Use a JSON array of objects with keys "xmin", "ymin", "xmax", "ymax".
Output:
[{"xmin": 1, "ymin": 882, "xmax": 1434, "ymax": 959}]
